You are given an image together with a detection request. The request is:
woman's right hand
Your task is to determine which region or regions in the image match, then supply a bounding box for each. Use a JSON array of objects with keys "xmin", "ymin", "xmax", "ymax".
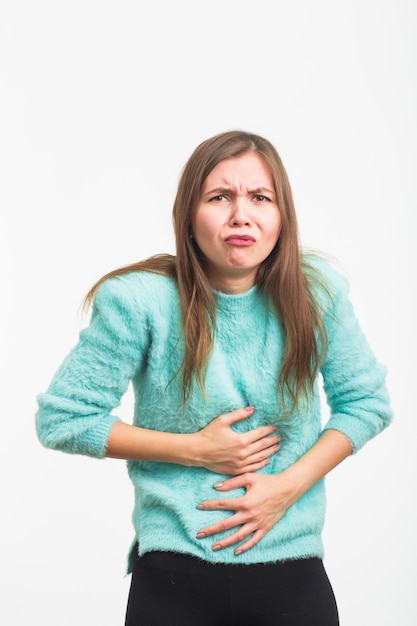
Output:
[{"xmin": 192, "ymin": 407, "xmax": 280, "ymax": 475}]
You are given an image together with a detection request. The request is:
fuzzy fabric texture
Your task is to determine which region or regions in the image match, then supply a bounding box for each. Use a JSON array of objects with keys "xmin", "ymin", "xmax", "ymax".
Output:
[{"xmin": 36, "ymin": 257, "xmax": 392, "ymax": 567}]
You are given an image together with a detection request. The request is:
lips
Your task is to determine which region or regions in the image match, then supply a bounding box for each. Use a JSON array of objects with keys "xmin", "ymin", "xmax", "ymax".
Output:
[
  {"xmin": 225, "ymin": 235, "xmax": 256, "ymax": 241},
  {"xmin": 224, "ymin": 234, "xmax": 256, "ymax": 246}
]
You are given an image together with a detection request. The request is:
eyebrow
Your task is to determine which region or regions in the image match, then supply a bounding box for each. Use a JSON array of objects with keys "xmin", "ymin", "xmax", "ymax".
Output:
[
  {"xmin": 203, "ymin": 186, "xmax": 276, "ymax": 198},
  {"xmin": 250, "ymin": 187, "xmax": 276, "ymax": 196}
]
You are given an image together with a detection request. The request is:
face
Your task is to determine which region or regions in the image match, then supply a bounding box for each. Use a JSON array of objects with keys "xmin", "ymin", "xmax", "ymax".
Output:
[{"xmin": 191, "ymin": 152, "xmax": 282, "ymax": 293}]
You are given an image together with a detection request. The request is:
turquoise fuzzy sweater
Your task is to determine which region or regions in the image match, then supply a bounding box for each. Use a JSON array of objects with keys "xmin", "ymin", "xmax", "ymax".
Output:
[{"xmin": 36, "ymin": 258, "xmax": 392, "ymax": 566}]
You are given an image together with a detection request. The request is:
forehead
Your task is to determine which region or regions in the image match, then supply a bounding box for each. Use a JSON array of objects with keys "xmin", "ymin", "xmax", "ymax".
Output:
[{"xmin": 203, "ymin": 153, "xmax": 273, "ymax": 189}]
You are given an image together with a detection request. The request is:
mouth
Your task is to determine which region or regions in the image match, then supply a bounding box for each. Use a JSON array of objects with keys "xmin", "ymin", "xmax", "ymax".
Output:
[{"xmin": 224, "ymin": 235, "xmax": 256, "ymax": 246}]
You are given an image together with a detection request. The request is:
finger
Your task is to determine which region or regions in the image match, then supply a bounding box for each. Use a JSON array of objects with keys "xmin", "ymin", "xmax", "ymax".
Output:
[
  {"xmin": 197, "ymin": 494, "xmax": 245, "ymax": 511},
  {"xmin": 239, "ymin": 457, "xmax": 273, "ymax": 474},
  {"xmin": 221, "ymin": 406, "xmax": 255, "ymax": 426},
  {"xmin": 245, "ymin": 424, "xmax": 279, "ymax": 444},
  {"xmin": 211, "ymin": 524, "xmax": 258, "ymax": 551},
  {"xmin": 196, "ymin": 513, "xmax": 246, "ymax": 540},
  {"xmin": 211, "ymin": 474, "xmax": 253, "ymax": 491},
  {"xmin": 234, "ymin": 529, "xmax": 266, "ymax": 555},
  {"xmin": 247, "ymin": 437, "xmax": 280, "ymax": 458},
  {"xmin": 211, "ymin": 530, "xmax": 252, "ymax": 554},
  {"xmin": 228, "ymin": 448, "xmax": 279, "ymax": 475},
  {"xmin": 225, "ymin": 455, "xmax": 274, "ymax": 475}
]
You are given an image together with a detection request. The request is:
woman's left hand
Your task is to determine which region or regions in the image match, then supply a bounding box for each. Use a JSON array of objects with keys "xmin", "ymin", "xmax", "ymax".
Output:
[
  {"xmin": 196, "ymin": 430, "xmax": 354, "ymax": 555},
  {"xmin": 195, "ymin": 472, "xmax": 297, "ymax": 555}
]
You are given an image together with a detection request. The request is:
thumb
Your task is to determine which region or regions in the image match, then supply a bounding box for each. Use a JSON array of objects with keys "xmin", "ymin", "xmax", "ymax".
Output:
[{"xmin": 213, "ymin": 473, "xmax": 252, "ymax": 491}]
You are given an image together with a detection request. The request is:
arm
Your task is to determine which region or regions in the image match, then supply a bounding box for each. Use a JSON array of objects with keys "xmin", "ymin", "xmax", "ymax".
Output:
[
  {"xmin": 196, "ymin": 264, "xmax": 392, "ymax": 554},
  {"xmin": 319, "ymin": 263, "xmax": 392, "ymax": 450},
  {"xmin": 105, "ymin": 407, "xmax": 280, "ymax": 475},
  {"xmin": 36, "ymin": 277, "xmax": 280, "ymax": 472},
  {"xmin": 196, "ymin": 429, "xmax": 352, "ymax": 554}
]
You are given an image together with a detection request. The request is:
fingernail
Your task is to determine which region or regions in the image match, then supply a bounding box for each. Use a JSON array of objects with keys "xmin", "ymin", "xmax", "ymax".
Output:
[
  {"xmin": 245, "ymin": 406, "xmax": 254, "ymax": 412},
  {"xmin": 213, "ymin": 482, "xmax": 223, "ymax": 488},
  {"xmin": 265, "ymin": 459, "xmax": 270, "ymax": 465},
  {"xmin": 196, "ymin": 504, "xmax": 204, "ymax": 510},
  {"xmin": 235, "ymin": 549, "xmax": 242, "ymax": 555},
  {"xmin": 196, "ymin": 532, "xmax": 205, "ymax": 539},
  {"xmin": 212, "ymin": 544, "xmax": 221, "ymax": 551}
]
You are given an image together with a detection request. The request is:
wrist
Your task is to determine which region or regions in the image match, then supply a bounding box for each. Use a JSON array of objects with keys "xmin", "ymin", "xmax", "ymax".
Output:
[
  {"xmin": 179, "ymin": 432, "xmax": 202, "ymax": 468},
  {"xmin": 272, "ymin": 465, "xmax": 310, "ymax": 509}
]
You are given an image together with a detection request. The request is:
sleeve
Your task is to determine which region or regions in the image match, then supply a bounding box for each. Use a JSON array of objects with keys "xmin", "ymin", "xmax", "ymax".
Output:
[
  {"xmin": 320, "ymin": 267, "xmax": 393, "ymax": 453},
  {"xmin": 35, "ymin": 277, "xmax": 148, "ymax": 458}
]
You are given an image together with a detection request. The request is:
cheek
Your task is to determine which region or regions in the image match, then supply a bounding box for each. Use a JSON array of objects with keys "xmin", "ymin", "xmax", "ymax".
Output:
[
  {"xmin": 192, "ymin": 216, "xmax": 209, "ymax": 241},
  {"xmin": 191, "ymin": 213, "xmax": 219, "ymax": 256},
  {"xmin": 193, "ymin": 209, "xmax": 221, "ymax": 240},
  {"xmin": 275, "ymin": 217, "xmax": 283, "ymax": 238},
  {"xmin": 265, "ymin": 211, "xmax": 282, "ymax": 239}
]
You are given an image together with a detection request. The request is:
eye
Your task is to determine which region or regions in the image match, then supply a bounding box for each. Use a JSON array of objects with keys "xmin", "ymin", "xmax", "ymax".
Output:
[
  {"xmin": 209, "ymin": 194, "xmax": 228, "ymax": 202},
  {"xmin": 253, "ymin": 194, "xmax": 271, "ymax": 202}
]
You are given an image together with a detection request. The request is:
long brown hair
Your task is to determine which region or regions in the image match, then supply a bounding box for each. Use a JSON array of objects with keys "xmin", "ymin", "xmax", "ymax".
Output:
[{"xmin": 85, "ymin": 130, "xmax": 328, "ymax": 409}]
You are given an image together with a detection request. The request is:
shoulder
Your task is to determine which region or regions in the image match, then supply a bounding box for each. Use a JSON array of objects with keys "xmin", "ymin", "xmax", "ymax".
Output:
[
  {"xmin": 93, "ymin": 271, "xmax": 179, "ymax": 319},
  {"xmin": 302, "ymin": 252, "xmax": 350, "ymax": 303},
  {"xmin": 96, "ymin": 270, "xmax": 177, "ymax": 298}
]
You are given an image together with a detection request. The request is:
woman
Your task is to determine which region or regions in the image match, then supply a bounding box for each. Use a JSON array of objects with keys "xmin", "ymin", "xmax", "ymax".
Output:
[{"xmin": 36, "ymin": 130, "xmax": 392, "ymax": 625}]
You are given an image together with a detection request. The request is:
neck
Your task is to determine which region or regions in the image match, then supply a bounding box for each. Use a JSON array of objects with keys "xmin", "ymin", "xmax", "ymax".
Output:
[{"xmin": 206, "ymin": 269, "xmax": 257, "ymax": 294}]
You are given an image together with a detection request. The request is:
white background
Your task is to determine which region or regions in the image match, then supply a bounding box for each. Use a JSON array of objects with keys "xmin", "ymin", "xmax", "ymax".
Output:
[{"xmin": 1, "ymin": 1, "xmax": 416, "ymax": 624}]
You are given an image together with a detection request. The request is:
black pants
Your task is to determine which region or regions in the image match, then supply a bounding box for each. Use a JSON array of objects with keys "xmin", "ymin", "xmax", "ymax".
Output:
[{"xmin": 125, "ymin": 550, "xmax": 339, "ymax": 626}]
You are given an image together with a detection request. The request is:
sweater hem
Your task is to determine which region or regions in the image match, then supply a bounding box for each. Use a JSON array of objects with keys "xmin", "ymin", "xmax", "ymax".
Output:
[{"xmin": 126, "ymin": 534, "xmax": 324, "ymax": 573}]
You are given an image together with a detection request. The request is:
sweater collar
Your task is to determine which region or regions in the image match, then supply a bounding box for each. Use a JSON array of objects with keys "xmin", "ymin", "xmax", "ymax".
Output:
[{"xmin": 213, "ymin": 284, "xmax": 262, "ymax": 313}]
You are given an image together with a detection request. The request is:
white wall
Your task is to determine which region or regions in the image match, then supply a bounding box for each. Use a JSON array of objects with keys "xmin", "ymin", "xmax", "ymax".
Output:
[{"xmin": 1, "ymin": 1, "xmax": 415, "ymax": 624}]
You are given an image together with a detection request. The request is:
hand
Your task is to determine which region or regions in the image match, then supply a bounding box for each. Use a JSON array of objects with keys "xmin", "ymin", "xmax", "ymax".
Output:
[
  {"xmin": 195, "ymin": 472, "xmax": 295, "ymax": 555},
  {"xmin": 193, "ymin": 407, "xmax": 280, "ymax": 475}
]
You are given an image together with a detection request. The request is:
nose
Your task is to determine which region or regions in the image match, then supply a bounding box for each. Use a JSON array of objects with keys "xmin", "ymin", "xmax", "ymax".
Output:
[{"xmin": 229, "ymin": 197, "xmax": 252, "ymax": 227}]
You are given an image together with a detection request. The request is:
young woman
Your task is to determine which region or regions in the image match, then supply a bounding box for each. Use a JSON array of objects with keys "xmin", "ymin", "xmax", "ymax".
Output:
[{"xmin": 36, "ymin": 130, "xmax": 392, "ymax": 625}]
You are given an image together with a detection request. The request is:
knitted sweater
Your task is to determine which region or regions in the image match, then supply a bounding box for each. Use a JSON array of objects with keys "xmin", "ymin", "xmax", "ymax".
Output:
[{"xmin": 36, "ymin": 258, "xmax": 392, "ymax": 566}]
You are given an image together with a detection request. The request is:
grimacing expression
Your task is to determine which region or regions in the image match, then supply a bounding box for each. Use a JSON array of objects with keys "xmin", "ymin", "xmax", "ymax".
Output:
[{"xmin": 192, "ymin": 152, "xmax": 282, "ymax": 292}]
